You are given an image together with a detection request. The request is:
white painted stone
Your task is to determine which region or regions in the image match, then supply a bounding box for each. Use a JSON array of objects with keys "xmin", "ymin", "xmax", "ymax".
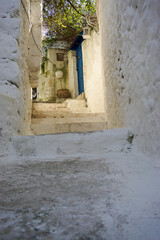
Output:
[
  {"xmin": 0, "ymin": 61, "xmax": 20, "ymax": 86},
  {"xmin": 0, "ymin": 0, "xmax": 42, "ymax": 142},
  {"xmin": 99, "ymin": 0, "xmax": 160, "ymax": 154},
  {"xmin": 1, "ymin": 128, "xmax": 160, "ymax": 240},
  {"xmin": 82, "ymin": 30, "xmax": 105, "ymax": 113},
  {"xmin": 12, "ymin": 128, "xmax": 129, "ymax": 158},
  {"xmin": 28, "ymin": 0, "xmax": 42, "ymax": 88},
  {"xmin": 65, "ymin": 99, "xmax": 86, "ymax": 109},
  {"xmin": 30, "ymin": 2, "xmax": 42, "ymax": 24},
  {"xmin": 0, "ymin": 0, "xmax": 159, "ymax": 157},
  {"xmin": 0, "ymin": 17, "xmax": 19, "ymax": 39},
  {"xmin": 0, "ymin": 0, "xmax": 21, "ymax": 143},
  {"xmin": 0, "ymin": 83, "xmax": 21, "ymax": 139},
  {"xmin": 55, "ymin": 70, "xmax": 63, "ymax": 79},
  {"xmin": 0, "ymin": 0, "xmax": 19, "ymax": 14},
  {"xmin": 68, "ymin": 50, "xmax": 79, "ymax": 98},
  {"xmin": 0, "ymin": 33, "xmax": 19, "ymax": 61}
]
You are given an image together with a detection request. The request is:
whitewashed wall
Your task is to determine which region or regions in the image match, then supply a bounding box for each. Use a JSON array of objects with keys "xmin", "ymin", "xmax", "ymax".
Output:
[
  {"xmin": 29, "ymin": 0, "xmax": 42, "ymax": 88},
  {"xmin": 19, "ymin": 0, "xmax": 32, "ymax": 134},
  {"xmin": 0, "ymin": 0, "xmax": 42, "ymax": 155},
  {"xmin": 0, "ymin": 0, "xmax": 23, "ymax": 155},
  {"xmin": 82, "ymin": 31, "xmax": 105, "ymax": 113},
  {"xmin": 68, "ymin": 50, "xmax": 79, "ymax": 99},
  {"xmin": 99, "ymin": 0, "xmax": 160, "ymax": 154}
]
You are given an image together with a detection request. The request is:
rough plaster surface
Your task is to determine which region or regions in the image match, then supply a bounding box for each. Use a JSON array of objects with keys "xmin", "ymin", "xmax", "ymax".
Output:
[
  {"xmin": 0, "ymin": 0, "xmax": 160, "ymax": 158},
  {"xmin": 19, "ymin": 0, "xmax": 32, "ymax": 134},
  {"xmin": 0, "ymin": 0, "xmax": 21, "ymax": 142},
  {"xmin": 0, "ymin": 0, "xmax": 42, "ymax": 153},
  {"xmin": 82, "ymin": 31, "xmax": 105, "ymax": 113},
  {"xmin": 29, "ymin": 0, "xmax": 42, "ymax": 88},
  {"xmin": 38, "ymin": 48, "xmax": 69, "ymax": 102},
  {"xmin": 68, "ymin": 50, "xmax": 79, "ymax": 98},
  {"xmin": 99, "ymin": 0, "xmax": 160, "ymax": 154},
  {"xmin": 11, "ymin": 128, "xmax": 130, "ymax": 158},
  {"xmin": 0, "ymin": 129, "xmax": 160, "ymax": 240}
]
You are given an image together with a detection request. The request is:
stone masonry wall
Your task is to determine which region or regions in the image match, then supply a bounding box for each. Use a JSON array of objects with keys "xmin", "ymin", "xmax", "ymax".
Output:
[{"xmin": 99, "ymin": 0, "xmax": 160, "ymax": 154}]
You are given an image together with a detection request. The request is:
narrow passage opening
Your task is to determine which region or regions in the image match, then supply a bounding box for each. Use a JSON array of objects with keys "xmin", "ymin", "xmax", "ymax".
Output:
[{"xmin": 30, "ymin": 0, "xmax": 107, "ymax": 135}]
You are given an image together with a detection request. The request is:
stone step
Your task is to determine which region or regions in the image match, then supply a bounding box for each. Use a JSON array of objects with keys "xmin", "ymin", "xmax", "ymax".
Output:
[
  {"xmin": 65, "ymin": 99, "xmax": 86, "ymax": 109},
  {"xmin": 32, "ymin": 102, "xmax": 93, "ymax": 118},
  {"xmin": 33, "ymin": 102, "xmax": 67, "ymax": 109},
  {"xmin": 32, "ymin": 101, "xmax": 88, "ymax": 112},
  {"xmin": 11, "ymin": 128, "xmax": 131, "ymax": 159},
  {"xmin": 32, "ymin": 115, "xmax": 105, "ymax": 124},
  {"xmin": 32, "ymin": 111, "xmax": 105, "ymax": 118},
  {"xmin": 31, "ymin": 117, "xmax": 108, "ymax": 135}
]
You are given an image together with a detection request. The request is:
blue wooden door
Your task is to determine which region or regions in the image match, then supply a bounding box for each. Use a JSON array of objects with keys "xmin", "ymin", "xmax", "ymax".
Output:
[{"xmin": 76, "ymin": 44, "xmax": 84, "ymax": 94}]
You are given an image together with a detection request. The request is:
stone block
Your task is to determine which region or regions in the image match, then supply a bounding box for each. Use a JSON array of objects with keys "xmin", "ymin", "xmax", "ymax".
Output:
[
  {"xmin": 0, "ymin": 17, "xmax": 19, "ymax": 39},
  {"xmin": 0, "ymin": 61, "xmax": 20, "ymax": 86},
  {"xmin": 0, "ymin": 32, "xmax": 19, "ymax": 61},
  {"xmin": 65, "ymin": 99, "xmax": 86, "ymax": 109}
]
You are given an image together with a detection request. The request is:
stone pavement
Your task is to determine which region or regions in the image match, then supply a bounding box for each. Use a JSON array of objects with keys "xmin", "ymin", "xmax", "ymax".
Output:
[{"xmin": 0, "ymin": 129, "xmax": 160, "ymax": 240}]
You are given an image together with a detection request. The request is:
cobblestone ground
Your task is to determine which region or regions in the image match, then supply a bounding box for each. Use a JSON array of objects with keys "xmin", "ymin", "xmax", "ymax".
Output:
[{"xmin": 0, "ymin": 150, "xmax": 160, "ymax": 240}]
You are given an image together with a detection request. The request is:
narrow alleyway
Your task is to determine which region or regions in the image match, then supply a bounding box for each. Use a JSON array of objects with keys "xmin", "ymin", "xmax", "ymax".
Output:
[
  {"xmin": 0, "ymin": 0, "xmax": 160, "ymax": 239},
  {"xmin": 0, "ymin": 129, "xmax": 160, "ymax": 240}
]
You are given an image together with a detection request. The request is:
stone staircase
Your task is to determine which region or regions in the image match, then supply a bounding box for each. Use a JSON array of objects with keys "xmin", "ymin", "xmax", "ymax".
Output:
[{"xmin": 31, "ymin": 100, "xmax": 108, "ymax": 135}]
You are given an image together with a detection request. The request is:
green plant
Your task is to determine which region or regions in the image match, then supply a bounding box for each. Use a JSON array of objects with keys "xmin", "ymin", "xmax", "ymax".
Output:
[{"xmin": 43, "ymin": 0, "xmax": 96, "ymax": 44}]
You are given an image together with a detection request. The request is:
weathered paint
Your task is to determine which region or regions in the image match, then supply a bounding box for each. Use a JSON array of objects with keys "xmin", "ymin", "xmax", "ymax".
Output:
[
  {"xmin": 70, "ymin": 33, "xmax": 84, "ymax": 95},
  {"xmin": 76, "ymin": 44, "xmax": 84, "ymax": 94}
]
